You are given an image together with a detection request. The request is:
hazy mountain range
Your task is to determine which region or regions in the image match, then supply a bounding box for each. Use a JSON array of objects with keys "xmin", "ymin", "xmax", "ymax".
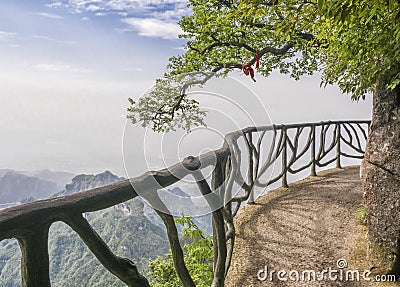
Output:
[{"xmin": 0, "ymin": 169, "xmax": 76, "ymax": 205}]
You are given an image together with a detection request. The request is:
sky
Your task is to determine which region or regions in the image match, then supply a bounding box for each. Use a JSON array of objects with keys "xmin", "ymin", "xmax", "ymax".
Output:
[{"xmin": 0, "ymin": 0, "xmax": 373, "ymax": 177}]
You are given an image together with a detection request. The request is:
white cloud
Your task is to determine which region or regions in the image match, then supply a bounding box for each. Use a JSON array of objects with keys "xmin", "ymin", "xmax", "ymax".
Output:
[
  {"xmin": 122, "ymin": 67, "xmax": 143, "ymax": 72},
  {"xmin": 50, "ymin": 0, "xmax": 189, "ymax": 15},
  {"xmin": 32, "ymin": 35, "xmax": 53, "ymax": 41},
  {"xmin": 35, "ymin": 63, "xmax": 70, "ymax": 72},
  {"xmin": 81, "ymin": 16, "xmax": 90, "ymax": 21},
  {"xmin": 122, "ymin": 18, "xmax": 182, "ymax": 39},
  {"xmin": 32, "ymin": 35, "xmax": 77, "ymax": 46},
  {"xmin": 86, "ymin": 4, "xmax": 101, "ymax": 11},
  {"xmin": 0, "ymin": 31, "xmax": 16, "ymax": 41},
  {"xmin": 47, "ymin": 0, "xmax": 191, "ymax": 40},
  {"xmin": 45, "ymin": 1, "xmax": 63, "ymax": 8},
  {"xmin": 33, "ymin": 12, "xmax": 64, "ymax": 19},
  {"xmin": 150, "ymin": 6, "xmax": 190, "ymax": 21},
  {"xmin": 34, "ymin": 63, "xmax": 90, "ymax": 73}
]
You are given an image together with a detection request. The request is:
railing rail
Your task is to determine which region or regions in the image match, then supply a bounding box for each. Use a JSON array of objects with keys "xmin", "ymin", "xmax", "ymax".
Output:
[{"xmin": 0, "ymin": 120, "xmax": 370, "ymax": 287}]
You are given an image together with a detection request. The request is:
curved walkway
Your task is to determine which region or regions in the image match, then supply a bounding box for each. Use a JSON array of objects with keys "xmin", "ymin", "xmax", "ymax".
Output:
[{"xmin": 226, "ymin": 166, "xmax": 394, "ymax": 287}]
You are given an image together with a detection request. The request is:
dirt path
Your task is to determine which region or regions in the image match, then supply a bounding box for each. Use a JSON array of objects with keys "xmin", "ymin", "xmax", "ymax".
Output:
[{"xmin": 225, "ymin": 166, "xmax": 397, "ymax": 287}]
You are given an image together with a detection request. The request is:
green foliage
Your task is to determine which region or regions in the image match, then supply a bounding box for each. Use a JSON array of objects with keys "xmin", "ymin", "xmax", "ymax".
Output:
[
  {"xmin": 316, "ymin": 0, "xmax": 400, "ymax": 99},
  {"xmin": 127, "ymin": 0, "xmax": 321, "ymax": 132},
  {"xmin": 127, "ymin": 74, "xmax": 207, "ymax": 132},
  {"xmin": 148, "ymin": 216, "xmax": 213, "ymax": 287},
  {"xmin": 356, "ymin": 203, "xmax": 367, "ymax": 225},
  {"xmin": 0, "ymin": 239, "xmax": 21, "ymax": 286},
  {"xmin": 127, "ymin": 0, "xmax": 400, "ymax": 132}
]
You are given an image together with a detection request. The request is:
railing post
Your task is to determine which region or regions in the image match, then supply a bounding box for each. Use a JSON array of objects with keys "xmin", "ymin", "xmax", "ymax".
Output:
[
  {"xmin": 211, "ymin": 157, "xmax": 226, "ymax": 271},
  {"xmin": 247, "ymin": 133, "xmax": 255, "ymax": 204},
  {"xmin": 336, "ymin": 123, "xmax": 342, "ymax": 168},
  {"xmin": 310, "ymin": 125, "xmax": 317, "ymax": 176},
  {"xmin": 281, "ymin": 127, "xmax": 289, "ymax": 188},
  {"xmin": 18, "ymin": 224, "xmax": 51, "ymax": 287}
]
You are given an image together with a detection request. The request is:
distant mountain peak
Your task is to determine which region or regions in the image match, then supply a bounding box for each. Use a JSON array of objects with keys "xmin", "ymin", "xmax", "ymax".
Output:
[{"xmin": 54, "ymin": 171, "xmax": 126, "ymax": 197}]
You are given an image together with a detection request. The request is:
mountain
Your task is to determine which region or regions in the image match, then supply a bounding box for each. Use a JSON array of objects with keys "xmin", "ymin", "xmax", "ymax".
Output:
[
  {"xmin": 53, "ymin": 170, "xmax": 125, "ymax": 197},
  {"xmin": 0, "ymin": 170, "xmax": 169, "ymax": 287},
  {"xmin": 0, "ymin": 169, "xmax": 17, "ymax": 178},
  {"xmin": 29, "ymin": 169, "xmax": 75, "ymax": 190},
  {"xmin": 0, "ymin": 169, "xmax": 76, "ymax": 189},
  {"xmin": 0, "ymin": 172, "xmax": 60, "ymax": 204}
]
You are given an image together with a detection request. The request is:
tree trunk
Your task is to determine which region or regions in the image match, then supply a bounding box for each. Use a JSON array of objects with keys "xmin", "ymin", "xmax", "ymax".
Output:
[{"xmin": 361, "ymin": 84, "xmax": 400, "ymax": 275}]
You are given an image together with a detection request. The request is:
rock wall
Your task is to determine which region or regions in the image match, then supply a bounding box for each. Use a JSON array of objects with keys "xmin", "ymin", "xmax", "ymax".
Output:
[{"xmin": 361, "ymin": 85, "xmax": 400, "ymax": 274}]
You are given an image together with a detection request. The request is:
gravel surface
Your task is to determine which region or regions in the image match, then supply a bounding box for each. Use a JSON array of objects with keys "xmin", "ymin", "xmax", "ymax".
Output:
[{"xmin": 225, "ymin": 166, "xmax": 397, "ymax": 287}]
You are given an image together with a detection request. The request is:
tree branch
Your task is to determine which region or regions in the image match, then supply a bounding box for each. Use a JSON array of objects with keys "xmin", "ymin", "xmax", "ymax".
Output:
[
  {"xmin": 212, "ymin": 42, "xmax": 294, "ymax": 72},
  {"xmin": 162, "ymin": 41, "xmax": 295, "ymax": 117},
  {"xmin": 191, "ymin": 33, "xmax": 295, "ymax": 56},
  {"xmin": 143, "ymin": 192, "xmax": 196, "ymax": 287},
  {"xmin": 152, "ymin": 93, "xmax": 187, "ymax": 122}
]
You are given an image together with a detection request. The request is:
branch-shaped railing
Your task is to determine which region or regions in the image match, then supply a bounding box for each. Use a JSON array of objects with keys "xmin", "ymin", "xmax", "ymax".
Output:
[{"xmin": 0, "ymin": 120, "xmax": 370, "ymax": 287}]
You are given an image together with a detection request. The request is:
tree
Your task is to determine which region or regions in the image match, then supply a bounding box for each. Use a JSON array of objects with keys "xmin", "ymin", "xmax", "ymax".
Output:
[
  {"xmin": 148, "ymin": 216, "xmax": 213, "ymax": 287},
  {"xmin": 127, "ymin": 0, "xmax": 400, "ymax": 275}
]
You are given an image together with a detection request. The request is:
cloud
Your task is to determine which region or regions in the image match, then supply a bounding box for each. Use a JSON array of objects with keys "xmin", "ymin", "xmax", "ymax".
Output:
[
  {"xmin": 57, "ymin": 0, "xmax": 189, "ymax": 15},
  {"xmin": 150, "ymin": 6, "xmax": 190, "ymax": 21},
  {"xmin": 86, "ymin": 4, "xmax": 101, "ymax": 11},
  {"xmin": 32, "ymin": 35, "xmax": 53, "ymax": 41},
  {"xmin": 47, "ymin": 0, "xmax": 191, "ymax": 40},
  {"xmin": 122, "ymin": 67, "xmax": 143, "ymax": 72},
  {"xmin": 122, "ymin": 18, "xmax": 182, "ymax": 39},
  {"xmin": 35, "ymin": 63, "xmax": 70, "ymax": 72},
  {"xmin": 0, "ymin": 31, "xmax": 16, "ymax": 41},
  {"xmin": 32, "ymin": 35, "xmax": 77, "ymax": 46},
  {"xmin": 33, "ymin": 12, "xmax": 64, "ymax": 19},
  {"xmin": 34, "ymin": 63, "xmax": 90, "ymax": 73},
  {"xmin": 45, "ymin": 1, "xmax": 63, "ymax": 8}
]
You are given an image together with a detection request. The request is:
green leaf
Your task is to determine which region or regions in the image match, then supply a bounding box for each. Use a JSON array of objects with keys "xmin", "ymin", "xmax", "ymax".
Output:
[{"xmin": 318, "ymin": 0, "xmax": 325, "ymax": 12}]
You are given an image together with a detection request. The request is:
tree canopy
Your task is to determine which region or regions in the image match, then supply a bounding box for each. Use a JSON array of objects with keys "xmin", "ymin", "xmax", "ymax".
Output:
[{"xmin": 127, "ymin": 0, "xmax": 400, "ymax": 132}]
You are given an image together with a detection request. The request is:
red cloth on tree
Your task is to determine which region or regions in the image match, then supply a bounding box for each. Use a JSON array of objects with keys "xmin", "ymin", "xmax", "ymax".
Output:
[{"xmin": 242, "ymin": 62, "xmax": 256, "ymax": 82}]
